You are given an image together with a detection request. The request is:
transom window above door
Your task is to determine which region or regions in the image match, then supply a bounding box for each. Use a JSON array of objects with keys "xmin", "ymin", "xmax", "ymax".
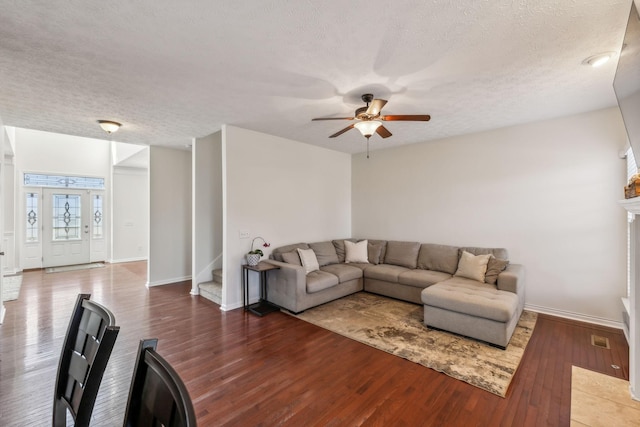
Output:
[{"xmin": 23, "ymin": 173, "xmax": 104, "ymax": 189}]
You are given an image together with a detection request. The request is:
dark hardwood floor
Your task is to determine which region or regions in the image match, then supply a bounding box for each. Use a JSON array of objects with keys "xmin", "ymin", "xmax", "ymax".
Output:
[{"xmin": 0, "ymin": 261, "xmax": 629, "ymax": 426}]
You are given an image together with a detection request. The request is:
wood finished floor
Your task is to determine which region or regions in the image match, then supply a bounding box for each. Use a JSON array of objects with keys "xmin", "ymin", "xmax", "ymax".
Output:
[{"xmin": 0, "ymin": 261, "xmax": 629, "ymax": 426}]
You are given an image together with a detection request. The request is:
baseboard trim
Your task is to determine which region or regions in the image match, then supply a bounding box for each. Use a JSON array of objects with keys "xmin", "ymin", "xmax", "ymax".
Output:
[
  {"xmin": 146, "ymin": 275, "xmax": 192, "ymax": 288},
  {"xmin": 525, "ymin": 303, "xmax": 624, "ymax": 330},
  {"xmin": 111, "ymin": 257, "xmax": 148, "ymax": 264},
  {"xmin": 0, "ymin": 304, "xmax": 5, "ymax": 324},
  {"xmin": 221, "ymin": 300, "xmax": 251, "ymax": 312}
]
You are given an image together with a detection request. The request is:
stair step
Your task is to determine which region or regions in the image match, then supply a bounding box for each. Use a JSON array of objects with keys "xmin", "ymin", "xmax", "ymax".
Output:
[
  {"xmin": 212, "ymin": 268, "xmax": 223, "ymax": 284},
  {"xmin": 199, "ymin": 281, "xmax": 221, "ymax": 305}
]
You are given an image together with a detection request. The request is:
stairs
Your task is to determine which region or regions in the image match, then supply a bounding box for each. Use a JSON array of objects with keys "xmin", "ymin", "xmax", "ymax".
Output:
[{"xmin": 199, "ymin": 269, "xmax": 222, "ymax": 305}]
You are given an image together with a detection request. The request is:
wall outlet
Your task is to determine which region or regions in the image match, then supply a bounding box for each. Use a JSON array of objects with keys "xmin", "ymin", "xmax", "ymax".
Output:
[{"xmin": 239, "ymin": 230, "xmax": 250, "ymax": 239}]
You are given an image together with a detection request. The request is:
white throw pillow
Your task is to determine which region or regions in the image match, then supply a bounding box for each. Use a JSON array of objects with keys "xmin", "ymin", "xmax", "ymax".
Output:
[
  {"xmin": 297, "ymin": 248, "xmax": 319, "ymax": 274},
  {"xmin": 345, "ymin": 240, "xmax": 369, "ymax": 263},
  {"xmin": 454, "ymin": 251, "xmax": 491, "ymax": 282}
]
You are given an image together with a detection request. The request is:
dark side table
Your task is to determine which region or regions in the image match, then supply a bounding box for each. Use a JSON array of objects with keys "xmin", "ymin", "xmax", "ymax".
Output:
[{"xmin": 242, "ymin": 262, "xmax": 280, "ymax": 316}]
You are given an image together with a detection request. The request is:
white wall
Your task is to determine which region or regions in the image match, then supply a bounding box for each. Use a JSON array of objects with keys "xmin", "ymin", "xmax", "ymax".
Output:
[
  {"xmin": 3, "ymin": 159, "xmax": 16, "ymax": 274},
  {"xmin": 148, "ymin": 146, "xmax": 192, "ymax": 286},
  {"xmin": 0, "ymin": 118, "xmax": 6, "ymax": 322},
  {"xmin": 353, "ymin": 107, "xmax": 628, "ymax": 325},
  {"xmin": 112, "ymin": 166, "xmax": 148, "ymax": 262},
  {"xmin": 192, "ymin": 132, "xmax": 223, "ymax": 293},
  {"xmin": 14, "ymin": 128, "xmax": 112, "ymax": 269},
  {"xmin": 223, "ymin": 125, "xmax": 351, "ymax": 310}
]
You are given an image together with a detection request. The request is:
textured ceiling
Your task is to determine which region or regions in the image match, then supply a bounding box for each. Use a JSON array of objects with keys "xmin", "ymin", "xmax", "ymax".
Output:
[{"xmin": 0, "ymin": 0, "xmax": 632, "ymax": 154}]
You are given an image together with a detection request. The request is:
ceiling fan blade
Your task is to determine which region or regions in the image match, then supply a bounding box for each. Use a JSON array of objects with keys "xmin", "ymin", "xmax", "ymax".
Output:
[
  {"xmin": 376, "ymin": 125, "xmax": 392, "ymax": 138},
  {"xmin": 381, "ymin": 115, "xmax": 431, "ymax": 121},
  {"xmin": 366, "ymin": 99, "xmax": 388, "ymax": 116},
  {"xmin": 312, "ymin": 117, "xmax": 355, "ymax": 121},
  {"xmin": 329, "ymin": 124, "xmax": 355, "ymax": 138}
]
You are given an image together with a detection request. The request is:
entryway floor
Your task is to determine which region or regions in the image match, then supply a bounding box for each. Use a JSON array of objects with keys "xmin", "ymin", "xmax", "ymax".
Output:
[{"xmin": 571, "ymin": 365, "xmax": 640, "ymax": 426}]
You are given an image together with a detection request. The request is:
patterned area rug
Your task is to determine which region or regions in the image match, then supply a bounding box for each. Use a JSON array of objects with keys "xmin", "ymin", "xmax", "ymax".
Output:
[{"xmin": 292, "ymin": 292, "xmax": 537, "ymax": 397}]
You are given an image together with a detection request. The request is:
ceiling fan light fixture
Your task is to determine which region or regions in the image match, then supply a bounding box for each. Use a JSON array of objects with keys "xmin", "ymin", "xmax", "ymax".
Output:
[
  {"xmin": 97, "ymin": 120, "xmax": 122, "ymax": 134},
  {"xmin": 354, "ymin": 120, "xmax": 382, "ymax": 137}
]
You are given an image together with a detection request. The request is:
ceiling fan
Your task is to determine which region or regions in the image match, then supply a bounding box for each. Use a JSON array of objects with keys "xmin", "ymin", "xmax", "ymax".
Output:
[{"xmin": 312, "ymin": 93, "xmax": 431, "ymax": 143}]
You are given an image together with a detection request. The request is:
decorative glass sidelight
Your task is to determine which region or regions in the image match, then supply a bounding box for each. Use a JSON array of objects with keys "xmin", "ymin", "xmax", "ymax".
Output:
[
  {"xmin": 26, "ymin": 193, "xmax": 39, "ymax": 242},
  {"xmin": 93, "ymin": 195, "xmax": 103, "ymax": 238},
  {"xmin": 52, "ymin": 194, "xmax": 81, "ymax": 240}
]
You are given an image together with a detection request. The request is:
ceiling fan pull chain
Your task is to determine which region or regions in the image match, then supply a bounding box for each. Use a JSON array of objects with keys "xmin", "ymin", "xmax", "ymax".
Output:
[{"xmin": 367, "ymin": 136, "xmax": 370, "ymax": 159}]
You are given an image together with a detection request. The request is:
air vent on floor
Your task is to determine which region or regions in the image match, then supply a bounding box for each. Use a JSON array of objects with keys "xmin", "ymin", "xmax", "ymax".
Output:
[{"xmin": 591, "ymin": 334, "xmax": 610, "ymax": 349}]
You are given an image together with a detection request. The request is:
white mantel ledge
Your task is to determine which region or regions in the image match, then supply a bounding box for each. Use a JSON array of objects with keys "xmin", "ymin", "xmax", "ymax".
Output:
[{"xmin": 620, "ymin": 197, "xmax": 640, "ymax": 215}]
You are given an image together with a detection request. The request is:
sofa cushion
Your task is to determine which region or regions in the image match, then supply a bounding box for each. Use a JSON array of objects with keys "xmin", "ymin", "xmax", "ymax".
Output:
[
  {"xmin": 364, "ymin": 264, "xmax": 410, "ymax": 282},
  {"xmin": 309, "ymin": 241, "xmax": 340, "ymax": 266},
  {"xmin": 345, "ymin": 240, "xmax": 369, "ymax": 263},
  {"xmin": 272, "ymin": 243, "xmax": 309, "ymax": 262},
  {"xmin": 332, "ymin": 239, "xmax": 357, "ymax": 263},
  {"xmin": 454, "ymin": 251, "xmax": 490, "ymax": 282},
  {"xmin": 421, "ymin": 277, "xmax": 518, "ymax": 323},
  {"xmin": 485, "ymin": 257, "xmax": 510, "ymax": 285},
  {"xmin": 462, "ymin": 246, "xmax": 509, "ymax": 260},
  {"xmin": 320, "ymin": 264, "xmax": 363, "ymax": 283},
  {"xmin": 417, "ymin": 243, "xmax": 460, "ymax": 275},
  {"xmin": 398, "ymin": 269, "xmax": 452, "ymax": 288},
  {"xmin": 281, "ymin": 250, "xmax": 301, "ymax": 266},
  {"xmin": 368, "ymin": 239, "xmax": 387, "ymax": 263},
  {"xmin": 306, "ymin": 270, "xmax": 340, "ymax": 293},
  {"xmin": 367, "ymin": 241, "xmax": 384, "ymax": 265},
  {"xmin": 384, "ymin": 241, "xmax": 421, "ymax": 269},
  {"xmin": 297, "ymin": 248, "xmax": 320, "ymax": 274}
]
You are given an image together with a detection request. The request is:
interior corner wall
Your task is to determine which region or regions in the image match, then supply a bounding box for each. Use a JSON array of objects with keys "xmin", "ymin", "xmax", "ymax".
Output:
[
  {"xmin": 223, "ymin": 125, "xmax": 351, "ymax": 310},
  {"xmin": 148, "ymin": 146, "xmax": 192, "ymax": 286},
  {"xmin": 352, "ymin": 107, "xmax": 628, "ymax": 324},
  {"xmin": 112, "ymin": 165, "xmax": 149, "ymax": 263},
  {"xmin": 192, "ymin": 131, "xmax": 222, "ymax": 290}
]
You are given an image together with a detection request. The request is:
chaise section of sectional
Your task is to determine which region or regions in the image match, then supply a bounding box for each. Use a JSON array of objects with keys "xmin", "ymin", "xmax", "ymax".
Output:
[{"xmin": 421, "ymin": 263, "xmax": 525, "ymax": 349}]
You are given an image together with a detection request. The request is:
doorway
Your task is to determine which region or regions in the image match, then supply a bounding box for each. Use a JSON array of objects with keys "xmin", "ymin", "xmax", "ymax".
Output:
[{"xmin": 41, "ymin": 188, "xmax": 105, "ymax": 268}]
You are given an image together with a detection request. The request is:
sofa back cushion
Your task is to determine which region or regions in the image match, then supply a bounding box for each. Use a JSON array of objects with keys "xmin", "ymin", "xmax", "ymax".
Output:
[
  {"xmin": 417, "ymin": 243, "xmax": 460, "ymax": 274},
  {"xmin": 462, "ymin": 246, "xmax": 509, "ymax": 260},
  {"xmin": 384, "ymin": 241, "xmax": 421, "ymax": 269},
  {"xmin": 309, "ymin": 241, "xmax": 340, "ymax": 266},
  {"xmin": 271, "ymin": 243, "xmax": 309, "ymax": 262},
  {"xmin": 281, "ymin": 251, "xmax": 301, "ymax": 265},
  {"xmin": 332, "ymin": 239, "xmax": 357, "ymax": 263},
  {"xmin": 367, "ymin": 240, "xmax": 387, "ymax": 265}
]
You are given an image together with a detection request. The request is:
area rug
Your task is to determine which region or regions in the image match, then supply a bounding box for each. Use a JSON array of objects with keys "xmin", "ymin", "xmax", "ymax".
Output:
[
  {"xmin": 2, "ymin": 274, "xmax": 22, "ymax": 301},
  {"xmin": 292, "ymin": 292, "xmax": 537, "ymax": 397},
  {"xmin": 45, "ymin": 262, "xmax": 105, "ymax": 273}
]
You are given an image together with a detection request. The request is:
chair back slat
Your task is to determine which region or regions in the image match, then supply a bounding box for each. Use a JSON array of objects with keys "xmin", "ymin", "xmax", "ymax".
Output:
[{"xmin": 53, "ymin": 294, "xmax": 119, "ymax": 427}]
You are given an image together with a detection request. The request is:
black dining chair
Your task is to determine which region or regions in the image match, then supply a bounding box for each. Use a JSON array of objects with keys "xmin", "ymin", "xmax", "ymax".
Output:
[
  {"xmin": 123, "ymin": 338, "xmax": 197, "ymax": 427},
  {"xmin": 53, "ymin": 293, "xmax": 119, "ymax": 427}
]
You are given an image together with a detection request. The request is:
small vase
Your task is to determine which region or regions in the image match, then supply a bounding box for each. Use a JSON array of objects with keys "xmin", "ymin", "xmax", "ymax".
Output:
[{"xmin": 246, "ymin": 253, "xmax": 261, "ymax": 266}]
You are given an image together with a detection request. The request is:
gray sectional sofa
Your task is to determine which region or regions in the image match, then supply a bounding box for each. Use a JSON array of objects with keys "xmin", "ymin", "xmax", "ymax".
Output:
[{"xmin": 264, "ymin": 239, "xmax": 525, "ymax": 349}]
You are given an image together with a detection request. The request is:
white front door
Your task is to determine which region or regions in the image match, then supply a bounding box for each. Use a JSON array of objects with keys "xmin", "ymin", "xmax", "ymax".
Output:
[{"xmin": 42, "ymin": 189, "xmax": 90, "ymax": 267}]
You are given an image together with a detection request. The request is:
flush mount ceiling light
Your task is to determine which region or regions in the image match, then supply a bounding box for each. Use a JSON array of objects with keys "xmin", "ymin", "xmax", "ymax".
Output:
[
  {"xmin": 97, "ymin": 120, "xmax": 122, "ymax": 134},
  {"xmin": 582, "ymin": 52, "xmax": 616, "ymax": 67}
]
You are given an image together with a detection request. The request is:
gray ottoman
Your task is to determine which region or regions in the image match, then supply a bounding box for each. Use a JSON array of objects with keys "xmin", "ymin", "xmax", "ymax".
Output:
[{"xmin": 421, "ymin": 277, "xmax": 522, "ymax": 349}]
